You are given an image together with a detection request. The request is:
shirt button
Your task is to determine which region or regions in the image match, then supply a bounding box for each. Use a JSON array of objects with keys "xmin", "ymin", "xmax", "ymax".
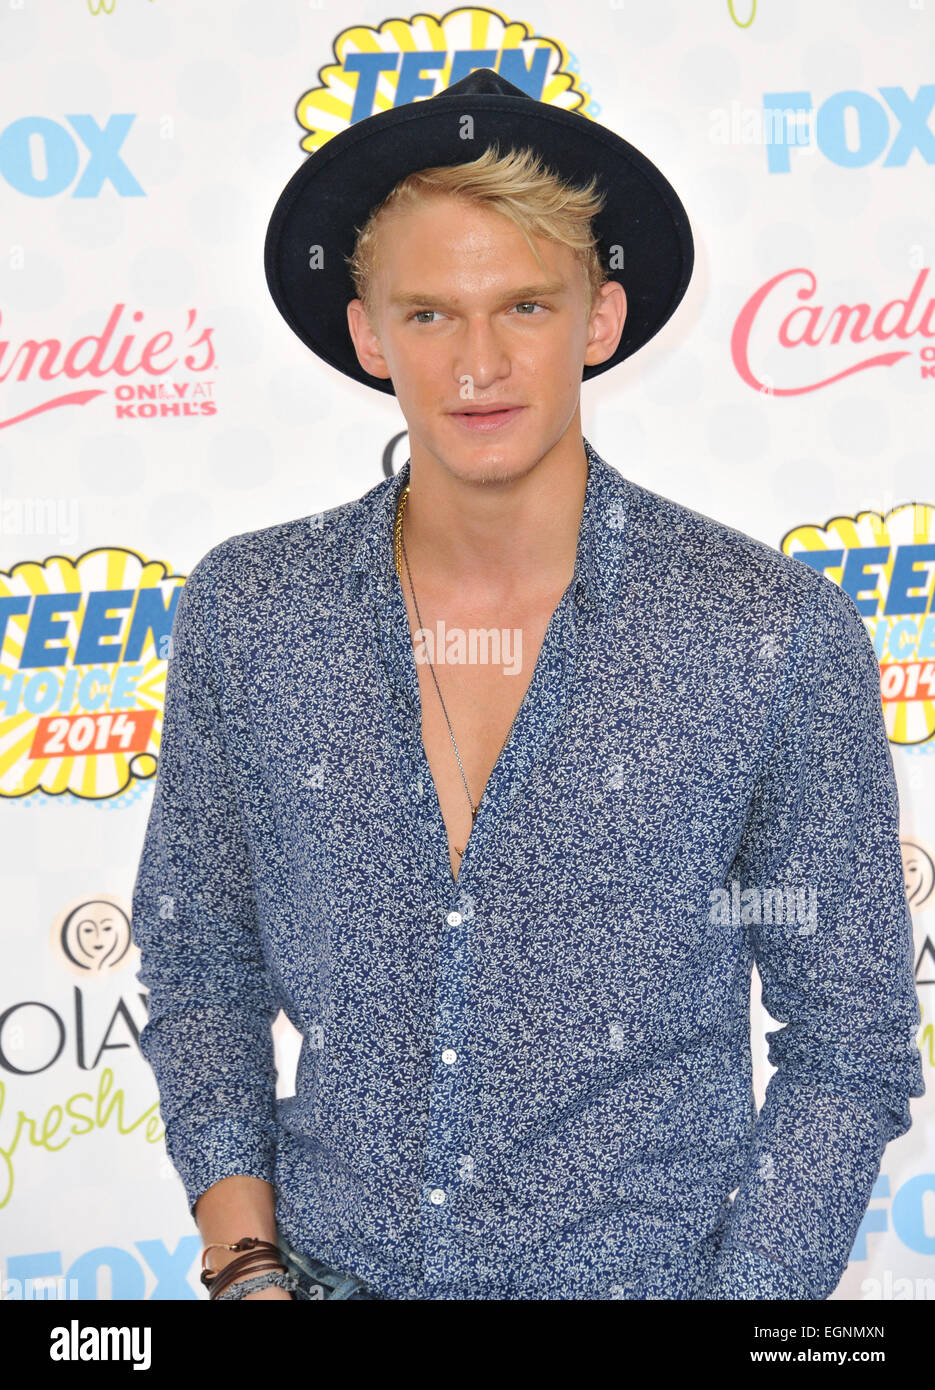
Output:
[
  {"xmin": 447, "ymin": 911, "xmax": 462, "ymax": 926},
  {"xmin": 429, "ymin": 1188, "xmax": 447, "ymax": 1205},
  {"xmin": 441, "ymin": 1048, "xmax": 457, "ymax": 1064}
]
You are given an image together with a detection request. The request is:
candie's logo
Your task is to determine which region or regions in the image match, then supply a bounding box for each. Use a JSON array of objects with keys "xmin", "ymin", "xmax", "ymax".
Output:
[
  {"xmin": 0, "ymin": 549, "xmax": 184, "ymax": 799},
  {"xmin": 732, "ymin": 266, "xmax": 935, "ymax": 395},
  {"xmin": 781, "ymin": 504, "xmax": 935, "ymax": 745},
  {"xmin": 296, "ymin": 7, "xmax": 593, "ymax": 153},
  {"xmin": 0, "ymin": 304, "xmax": 216, "ymax": 432}
]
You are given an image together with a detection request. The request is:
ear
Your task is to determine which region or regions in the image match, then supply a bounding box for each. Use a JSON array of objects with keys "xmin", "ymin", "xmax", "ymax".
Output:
[
  {"xmin": 583, "ymin": 281, "xmax": 627, "ymax": 368},
  {"xmin": 347, "ymin": 299, "xmax": 392, "ymax": 381}
]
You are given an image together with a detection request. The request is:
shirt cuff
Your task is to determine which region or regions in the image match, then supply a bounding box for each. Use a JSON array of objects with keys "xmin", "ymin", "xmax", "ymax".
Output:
[
  {"xmin": 704, "ymin": 1240, "xmax": 824, "ymax": 1300},
  {"xmin": 163, "ymin": 1112, "xmax": 278, "ymax": 1219}
]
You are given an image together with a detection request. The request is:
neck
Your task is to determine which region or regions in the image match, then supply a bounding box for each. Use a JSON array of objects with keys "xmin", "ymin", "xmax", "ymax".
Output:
[{"xmin": 397, "ymin": 422, "xmax": 589, "ymax": 608}]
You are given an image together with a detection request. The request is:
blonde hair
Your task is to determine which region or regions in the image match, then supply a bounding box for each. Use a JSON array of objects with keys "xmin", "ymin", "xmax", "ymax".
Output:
[{"xmin": 345, "ymin": 143, "xmax": 608, "ymax": 321}]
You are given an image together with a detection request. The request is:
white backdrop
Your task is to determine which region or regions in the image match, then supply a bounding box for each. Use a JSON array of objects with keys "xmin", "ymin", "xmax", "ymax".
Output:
[{"xmin": 0, "ymin": 0, "xmax": 932, "ymax": 1301}]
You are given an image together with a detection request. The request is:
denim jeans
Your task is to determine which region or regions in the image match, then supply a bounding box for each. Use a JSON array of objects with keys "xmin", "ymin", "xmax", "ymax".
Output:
[
  {"xmin": 276, "ymin": 1215, "xmax": 727, "ymax": 1300},
  {"xmin": 277, "ymin": 1232, "xmax": 386, "ymax": 1300}
]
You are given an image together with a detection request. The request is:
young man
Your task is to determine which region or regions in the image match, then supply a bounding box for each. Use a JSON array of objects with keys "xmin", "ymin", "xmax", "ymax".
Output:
[{"xmin": 131, "ymin": 70, "xmax": 924, "ymax": 1301}]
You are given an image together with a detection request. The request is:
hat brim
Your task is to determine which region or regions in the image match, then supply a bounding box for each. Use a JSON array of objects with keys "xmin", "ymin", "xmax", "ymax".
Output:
[{"xmin": 264, "ymin": 90, "xmax": 694, "ymax": 395}]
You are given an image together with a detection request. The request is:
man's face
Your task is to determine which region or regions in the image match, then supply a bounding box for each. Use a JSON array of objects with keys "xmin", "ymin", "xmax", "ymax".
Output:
[{"xmin": 346, "ymin": 192, "xmax": 626, "ymax": 483}]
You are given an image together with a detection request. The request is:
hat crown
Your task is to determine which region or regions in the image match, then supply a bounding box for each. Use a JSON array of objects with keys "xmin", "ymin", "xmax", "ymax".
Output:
[
  {"xmin": 441, "ymin": 67, "xmax": 531, "ymax": 101},
  {"xmin": 264, "ymin": 60, "xmax": 694, "ymax": 396}
]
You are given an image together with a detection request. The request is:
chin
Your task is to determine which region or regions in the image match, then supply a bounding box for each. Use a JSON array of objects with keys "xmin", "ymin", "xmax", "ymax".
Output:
[{"xmin": 442, "ymin": 443, "xmax": 544, "ymax": 487}]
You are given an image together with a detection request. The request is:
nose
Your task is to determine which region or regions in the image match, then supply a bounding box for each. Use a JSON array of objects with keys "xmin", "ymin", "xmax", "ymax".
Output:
[{"xmin": 453, "ymin": 314, "xmax": 512, "ymax": 394}]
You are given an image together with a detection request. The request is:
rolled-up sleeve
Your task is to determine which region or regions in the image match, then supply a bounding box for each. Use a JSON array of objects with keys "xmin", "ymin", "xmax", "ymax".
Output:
[
  {"xmin": 130, "ymin": 551, "xmax": 280, "ymax": 1218},
  {"xmin": 706, "ymin": 572, "xmax": 925, "ymax": 1299}
]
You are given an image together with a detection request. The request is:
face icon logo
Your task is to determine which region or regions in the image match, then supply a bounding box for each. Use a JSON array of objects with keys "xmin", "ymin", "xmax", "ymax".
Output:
[
  {"xmin": 901, "ymin": 840, "xmax": 935, "ymax": 912},
  {"xmin": 51, "ymin": 897, "xmax": 134, "ymax": 976}
]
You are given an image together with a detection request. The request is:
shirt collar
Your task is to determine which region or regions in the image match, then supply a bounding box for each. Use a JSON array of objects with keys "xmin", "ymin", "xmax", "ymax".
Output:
[{"xmin": 344, "ymin": 436, "xmax": 629, "ymax": 615}]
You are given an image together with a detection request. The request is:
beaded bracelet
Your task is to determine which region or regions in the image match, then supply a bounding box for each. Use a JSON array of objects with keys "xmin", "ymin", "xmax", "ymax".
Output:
[{"xmin": 214, "ymin": 1269, "xmax": 299, "ymax": 1301}]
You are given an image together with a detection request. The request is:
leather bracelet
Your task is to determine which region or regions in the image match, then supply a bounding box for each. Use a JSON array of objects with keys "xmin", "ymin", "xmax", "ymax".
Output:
[
  {"xmin": 201, "ymin": 1236, "xmax": 283, "ymax": 1284},
  {"xmin": 210, "ymin": 1257, "xmax": 285, "ymax": 1301},
  {"xmin": 202, "ymin": 1238, "xmax": 287, "ymax": 1301}
]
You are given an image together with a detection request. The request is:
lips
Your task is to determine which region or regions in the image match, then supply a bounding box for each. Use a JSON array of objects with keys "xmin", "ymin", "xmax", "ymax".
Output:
[{"xmin": 449, "ymin": 405, "xmax": 525, "ymax": 432}]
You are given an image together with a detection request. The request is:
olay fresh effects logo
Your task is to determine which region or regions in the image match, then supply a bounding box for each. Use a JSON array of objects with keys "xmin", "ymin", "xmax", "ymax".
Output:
[
  {"xmin": 85, "ymin": 0, "xmax": 154, "ymax": 13},
  {"xmin": 899, "ymin": 837, "xmax": 935, "ymax": 997},
  {"xmin": 51, "ymin": 897, "xmax": 136, "ymax": 977},
  {"xmin": 0, "ymin": 549, "xmax": 183, "ymax": 799},
  {"xmin": 732, "ymin": 267, "xmax": 935, "ymax": 395},
  {"xmin": 902, "ymin": 839, "xmax": 935, "ymax": 914},
  {"xmin": 0, "ymin": 115, "xmax": 142, "ymax": 198},
  {"xmin": 763, "ymin": 85, "xmax": 935, "ymax": 172},
  {"xmin": 0, "ymin": 304, "xmax": 216, "ymax": 431},
  {"xmin": 296, "ymin": 7, "xmax": 594, "ymax": 153},
  {"xmin": 781, "ymin": 504, "xmax": 935, "ymax": 745}
]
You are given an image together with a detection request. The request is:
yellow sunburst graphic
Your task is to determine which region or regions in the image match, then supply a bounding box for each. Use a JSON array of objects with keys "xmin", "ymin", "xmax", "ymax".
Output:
[
  {"xmin": 297, "ymin": 7, "xmax": 592, "ymax": 154},
  {"xmin": 0, "ymin": 549, "xmax": 184, "ymax": 799},
  {"xmin": 782, "ymin": 503, "xmax": 935, "ymax": 746}
]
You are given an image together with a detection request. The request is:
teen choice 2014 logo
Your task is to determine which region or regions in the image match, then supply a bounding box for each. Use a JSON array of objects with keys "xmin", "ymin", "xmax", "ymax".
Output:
[
  {"xmin": 0, "ymin": 549, "xmax": 184, "ymax": 799},
  {"xmin": 782, "ymin": 503, "xmax": 935, "ymax": 747},
  {"xmin": 296, "ymin": 7, "xmax": 596, "ymax": 154}
]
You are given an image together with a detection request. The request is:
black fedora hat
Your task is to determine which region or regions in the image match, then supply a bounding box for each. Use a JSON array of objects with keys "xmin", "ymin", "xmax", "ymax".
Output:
[{"xmin": 264, "ymin": 67, "xmax": 694, "ymax": 395}]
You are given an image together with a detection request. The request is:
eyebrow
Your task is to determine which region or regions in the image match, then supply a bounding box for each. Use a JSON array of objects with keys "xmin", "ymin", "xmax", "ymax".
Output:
[{"xmin": 388, "ymin": 281, "xmax": 568, "ymax": 309}]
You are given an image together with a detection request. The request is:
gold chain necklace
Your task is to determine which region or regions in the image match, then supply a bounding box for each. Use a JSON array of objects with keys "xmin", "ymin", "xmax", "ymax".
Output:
[{"xmin": 393, "ymin": 480, "xmax": 520, "ymax": 862}]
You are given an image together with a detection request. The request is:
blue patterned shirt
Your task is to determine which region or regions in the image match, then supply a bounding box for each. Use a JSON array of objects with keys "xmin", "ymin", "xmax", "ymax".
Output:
[{"xmin": 131, "ymin": 437, "xmax": 924, "ymax": 1300}]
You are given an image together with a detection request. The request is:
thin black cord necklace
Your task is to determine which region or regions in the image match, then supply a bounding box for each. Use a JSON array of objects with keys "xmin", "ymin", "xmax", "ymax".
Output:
[{"xmin": 394, "ymin": 480, "xmax": 520, "ymax": 861}]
